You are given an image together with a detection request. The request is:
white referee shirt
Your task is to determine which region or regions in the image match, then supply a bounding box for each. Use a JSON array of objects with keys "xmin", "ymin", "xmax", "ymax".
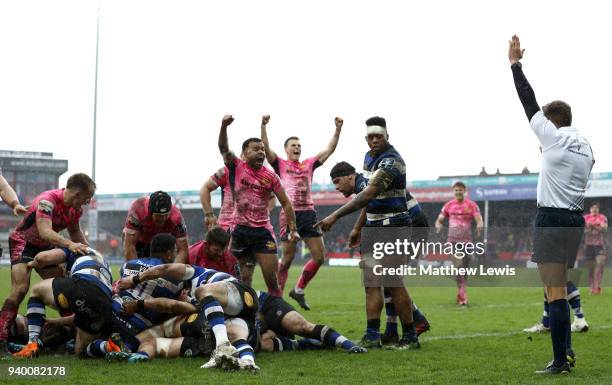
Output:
[{"xmin": 530, "ymin": 111, "xmax": 594, "ymax": 211}]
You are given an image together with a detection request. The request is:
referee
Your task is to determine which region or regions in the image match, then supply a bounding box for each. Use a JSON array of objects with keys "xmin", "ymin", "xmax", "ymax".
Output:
[{"xmin": 509, "ymin": 35, "xmax": 595, "ymax": 374}]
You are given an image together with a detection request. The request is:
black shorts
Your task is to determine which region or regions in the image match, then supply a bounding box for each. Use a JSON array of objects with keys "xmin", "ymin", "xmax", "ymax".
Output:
[
  {"xmin": 229, "ymin": 280, "xmax": 259, "ymax": 321},
  {"xmin": 261, "ymin": 295, "xmax": 296, "ymax": 337},
  {"xmin": 585, "ymin": 245, "xmax": 605, "ymax": 260},
  {"xmin": 532, "ymin": 208, "xmax": 584, "ymax": 267},
  {"xmin": 52, "ymin": 276, "xmax": 113, "ymax": 335},
  {"xmin": 9, "ymin": 239, "xmax": 49, "ymax": 265},
  {"xmin": 280, "ymin": 210, "xmax": 322, "ymax": 241},
  {"xmin": 231, "ymin": 225, "xmax": 277, "ymax": 258}
]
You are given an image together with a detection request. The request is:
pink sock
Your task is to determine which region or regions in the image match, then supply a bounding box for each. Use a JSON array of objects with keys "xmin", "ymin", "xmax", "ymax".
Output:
[
  {"xmin": 277, "ymin": 263, "xmax": 290, "ymax": 292},
  {"xmin": 296, "ymin": 259, "xmax": 322, "ymax": 290}
]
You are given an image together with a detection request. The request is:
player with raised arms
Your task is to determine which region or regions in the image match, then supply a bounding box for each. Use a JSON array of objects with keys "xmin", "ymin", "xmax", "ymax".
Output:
[
  {"xmin": 261, "ymin": 115, "xmax": 343, "ymax": 310},
  {"xmin": 217, "ymin": 114, "xmax": 300, "ymax": 295}
]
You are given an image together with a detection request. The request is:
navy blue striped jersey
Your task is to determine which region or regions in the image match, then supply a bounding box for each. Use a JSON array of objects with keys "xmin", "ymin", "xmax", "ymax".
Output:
[
  {"xmin": 361, "ymin": 146, "xmax": 410, "ymax": 225},
  {"xmin": 64, "ymin": 248, "xmax": 113, "ymax": 297},
  {"xmin": 187, "ymin": 266, "xmax": 236, "ymax": 297},
  {"xmin": 114, "ymin": 257, "xmax": 185, "ymax": 330},
  {"xmin": 354, "ymin": 173, "xmax": 423, "ymax": 220}
]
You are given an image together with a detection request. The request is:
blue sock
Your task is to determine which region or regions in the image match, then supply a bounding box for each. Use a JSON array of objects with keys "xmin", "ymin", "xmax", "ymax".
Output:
[
  {"xmin": 366, "ymin": 319, "xmax": 380, "ymax": 340},
  {"xmin": 384, "ymin": 294, "xmax": 398, "ymax": 335},
  {"xmin": 321, "ymin": 325, "xmax": 355, "ymax": 350},
  {"xmin": 296, "ymin": 338, "xmax": 322, "ymax": 350},
  {"xmin": 201, "ymin": 296, "xmax": 228, "ymax": 345},
  {"xmin": 232, "ymin": 339, "xmax": 255, "ymax": 362},
  {"xmin": 566, "ymin": 281, "xmax": 584, "ymax": 319},
  {"xmin": 26, "ymin": 297, "xmax": 46, "ymax": 343},
  {"xmin": 549, "ymin": 299, "xmax": 570, "ymax": 367},
  {"xmin": 402, "ymin": 323, "xmax": 416, "ymax": 340},
  {"xmin": 413, "ymin": 307, "xmax": 426, "ymax": 323},
  {"xmin": 84, "ymin": 339, "xmax": 107, "ymax": 358},
  {"xmin": 273, "ymin": 336, "xmax": 297, "ymax": 351}
]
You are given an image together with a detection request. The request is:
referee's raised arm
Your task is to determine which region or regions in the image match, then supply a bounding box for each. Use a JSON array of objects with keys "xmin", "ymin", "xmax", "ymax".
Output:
[{"xmin": 508, "ymin": 35, "xmax": 540, "ymax": 121}]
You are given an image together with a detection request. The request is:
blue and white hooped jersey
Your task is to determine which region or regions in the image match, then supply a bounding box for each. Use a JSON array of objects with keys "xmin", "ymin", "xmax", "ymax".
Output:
[
  {"xmin": 119, "ymin": 258, "xmax": 184, "ymax": 301},
  {"xmin": 65, "ymin": 248, "xmax": 113, "ymax": 297},
  {"xmin": 113, "ymin": 258, "xmax": 185, "ymax": 329},
  {"xmin": 188, "ymin": 266, "xmax": 236, "ymax": 297}
]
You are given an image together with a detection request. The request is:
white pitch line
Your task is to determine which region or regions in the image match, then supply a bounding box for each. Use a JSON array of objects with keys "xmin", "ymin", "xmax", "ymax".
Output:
[{"xmin": 422, "ymin": 325, "xmax": 612, "ymax": 341}]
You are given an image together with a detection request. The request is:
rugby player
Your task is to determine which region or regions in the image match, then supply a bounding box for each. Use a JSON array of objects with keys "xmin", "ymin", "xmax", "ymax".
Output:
[
  {"xmin": 583, "ymin": 202, "xmax": 607, "ymax": 294},
  {"xmin": 13, "ymin": 248, "xmax": 139, "ymax": 358},
  {"xmin": 200, "ymin": 166, "xmax": 234, "ymax": 232},
  {"xmin": 188, "ymin": 227, "xmax": 240, "ymax": 277},
  {"xmin": 83, "ymin": 233, "xmax": 188, "ymax": 358},
  {"xmin": 217, "ymin": 114, "xmax": 299, "ymax": 295},
  {"xmin": 257, "ymin": 290, "xmax": 366, "ymax": 353},
  {"xmin": 434, "ymin": 181, "xmax": 483, "ymax": 306},
  {"xmin": 315, "ymin": 116, "xmax": 420, "ymax": 349},
  {"xmin": 329, "ymin": 161, "xmax": 431, "ymax": 343},
  {"xmin": 261, "ymin": 115, "xmax": 343, "ymax": 310},
  {"xmin": 0, "ymin": 173, "xmax": 95, "ymax": 353},
  {"xmin": 109, "ymin": 303, "xmax": 256, "ymax": 372},
  {"xmin": 509, "ymin": 35, "xmax": 594, "ymax": 374},
  {"xmin": 117, "ymin": 262, "xmax": 260, "ymax": 371},
  {"xmin": 0, "ymin": 173, "xmax": 27, "ymax": 215},
  {"xmin": 123, "ymin": 191, "xmax": 189, "ymax": 262}
]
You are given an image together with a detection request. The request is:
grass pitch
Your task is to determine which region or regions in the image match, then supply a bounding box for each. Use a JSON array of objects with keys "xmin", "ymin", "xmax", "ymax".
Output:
[{"xmin": 0, "ymin": 266, "xmax": 611, "ymax": 385}]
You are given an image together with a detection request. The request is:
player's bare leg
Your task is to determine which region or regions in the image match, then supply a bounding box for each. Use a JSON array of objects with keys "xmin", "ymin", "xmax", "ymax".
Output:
[
  {"xmin": 290, "ymin": 237, "xmax": 325, "ymax": 311},
  {"xmin": 74, "ymin": 328, "xmax": 98, "ymax": 356},
  {"xmin": 226, "ymin": 317, "xmax": 258, "ymax": 372},
  {"xmin": 594, "ymin": 254, "xmax": 606, "ymax": 294},
  {"xmin": 278, "ymin": 240, "xmax": 297, "ymax": 292},
  {"xmin": 0, "ymin": 264, "xmax": 31, "ymax": 353},
  {"xmin": 256, "ymin": 252, "xmax": 282, "ymax": 296},
  {"xmin": 361, "ymin": 287, "xmax": 384, "ymax": 348},
  {"xmin": 12, "ymin": 278, "xmax": 57, "ymax": 358}
]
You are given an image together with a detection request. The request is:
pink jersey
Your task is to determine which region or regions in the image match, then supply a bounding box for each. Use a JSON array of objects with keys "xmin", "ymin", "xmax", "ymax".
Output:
[
  {"xmin": 9, "ymin": 189, "xmax": 83, "ymax": 248},
  {"xmin": 228, "ymin": 157, "xmax": 282, "ymax": 232},
  {"xmin": 210, "ymin": 167, "xmax": 234, "ymax": 230},
  {"xmin": 584, "ymin": 213, "xmax": 607, "ymax": 246},
  {"xmin": 441, "ymin": 198, "xmax": 481, "ymax": 242},
  {"xmin": 123, "ymin": 197, "xmax": 187, "ymax": 245},
  {"xmin": 272, "ymin": 156, "xmax": 321, "ymax": 212}
]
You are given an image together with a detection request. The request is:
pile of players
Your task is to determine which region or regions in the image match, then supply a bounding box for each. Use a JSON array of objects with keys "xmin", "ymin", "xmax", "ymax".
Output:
[{"xmin": 0, "ymin": 114, "xmax": 437, "ymax": 372}]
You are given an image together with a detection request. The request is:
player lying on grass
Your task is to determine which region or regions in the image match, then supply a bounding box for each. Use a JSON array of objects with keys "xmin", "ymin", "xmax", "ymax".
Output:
[
  {"xmin": 256, "ymin": 291, "xmax": 366, "ymax": 353},
  {"xmin": 117, "ymin": 262, "xmax": 259, "ymax": 371},
  {"xmin": 13, "ymin": 248, "xmax": 139, "ymax": 358},
  {"xmin": 108, "ymin": 303, "xmax": 258, "ymax": 372}
]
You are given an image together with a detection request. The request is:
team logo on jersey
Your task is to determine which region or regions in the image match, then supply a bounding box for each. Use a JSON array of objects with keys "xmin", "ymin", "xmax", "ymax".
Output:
[
  {"xmin": 57, "ymin": 293, "xmax": 69, "ymax": 309},
  {"xmin": 37, "ymin": 200, "xmax": 54, "ymax": 215},
  {"xmin": 127, "ymin": 213, "xmax": 141, "ymax": 228},
  {"xmin": 187, "ymin": 313, "xmax": 198, "ymax": 323},
  {"xmin": 266, "ymin": 241, "xmax": 276, "ymax": 250},
  {"xmin": 378, "ymin": 158, "xmax": 395, "ymax": 170},
  {"xmin": 260, "ymin": 176, "xmax": 271, "ymax": 185},
  {"xmin": 243, "ymin": 292, "xmax": 254, "ymax": 307}
]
